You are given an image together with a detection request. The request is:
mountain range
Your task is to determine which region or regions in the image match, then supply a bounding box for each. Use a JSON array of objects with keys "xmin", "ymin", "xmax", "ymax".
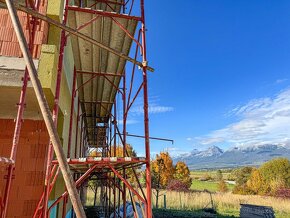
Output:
[{"xmin": 173, "ymin": 144, "xmax": 290, "ymax": 170}]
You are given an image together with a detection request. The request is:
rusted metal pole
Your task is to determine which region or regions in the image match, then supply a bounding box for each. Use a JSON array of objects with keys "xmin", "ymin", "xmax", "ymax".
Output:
[
  {"xmin": 140, "ymin": 0, "xmax": 153, "ymax": 216},
  {"xmin": 122, "ymin": 72, "xmax": 127, "ymax": 218},
  {"xmin": 4, "ymin": 0, "xmax": 86, "ymax": 217},
  {"xmin": 2, "ymin": 69, "xmax": 29, "ymax": 218},
  {"xmin": 123, "ymin": 133, "xmax": 174, "ymax": 144},
  {"xmin": 113, "ymin": 101, "xmax": 117, "ymax": 218},
  {"xmin": 48, "ymin": 164, "xmax": 98, "ymax": 212},
  {"xmin": 75, "ymin": 99, "xmax": 80, "ymax": 158}
]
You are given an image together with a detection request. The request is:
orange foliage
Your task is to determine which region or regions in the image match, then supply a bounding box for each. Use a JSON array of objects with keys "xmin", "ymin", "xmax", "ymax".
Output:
[
  {"xmin": 174, "ymin": 161, "xmax": 192, "ymax": 188},
  {"xmin": 152, "ymin": 152, "xmax": 175, "ymax": 188}
]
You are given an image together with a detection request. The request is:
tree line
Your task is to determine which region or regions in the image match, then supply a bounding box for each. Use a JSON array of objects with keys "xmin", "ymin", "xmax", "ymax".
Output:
[{"xmin": 231, "ymin": 158, "xmax": 290, "ymax": 197}]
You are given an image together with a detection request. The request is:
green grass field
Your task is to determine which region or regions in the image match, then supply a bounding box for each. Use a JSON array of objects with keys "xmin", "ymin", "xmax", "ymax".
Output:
[
  {"xmin": 190, "ymin": 170, "xmax": 232, "ymax": 180},
  {"xmin": 191, "ymin": 180, "xmax": 235, "ymax": 192},
  {"xmin": 152, "ymin": 191, "xmax": 290, "ymax": 218}
]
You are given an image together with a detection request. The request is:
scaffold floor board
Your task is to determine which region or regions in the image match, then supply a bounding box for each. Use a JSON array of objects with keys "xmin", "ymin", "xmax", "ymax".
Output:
[{"xmin": 51, "ymin": 157, "xmax": 146, "ymax": 173}]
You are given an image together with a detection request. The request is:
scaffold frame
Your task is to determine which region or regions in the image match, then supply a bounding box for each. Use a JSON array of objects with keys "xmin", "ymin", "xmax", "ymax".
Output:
[{"xmin": 0, "ymin": 0, "xmax": 153, "ymax": 217}]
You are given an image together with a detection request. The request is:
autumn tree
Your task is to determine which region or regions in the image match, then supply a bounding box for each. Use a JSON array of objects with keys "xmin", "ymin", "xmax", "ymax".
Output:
[
  {"xmin": 232, "ymin": 166, "xmax": 254, "ymax": 194},
  {"xmin": 233, "ymin": 158, "xmax": 290, "ymax": 196},
  {"xmin": 151, "ymin": 152, "xmax": 175, "ymax": 208},
  {"xmin": 246, "ymin": 168, "xmax": 265, "ymax": 194},
  {"xmin": 112, "ymin": 144, "xmax": 137, "ymax": 157},
  {"xmin": 269, "ymin": 177, "xmax": 286, "ymax": 195},
  {"xmin": 174, "ymin": 161, "xmax": 192, "ymax": 189},
  {"xmin": 218, "ymin": 179, "xmax": 228, "ymax": 193},
  {"xmin": 110, "ymin": 144, "xmax": 139, "ymax": 183},
  {"xmin": 152, "ymin": 152, "xmax": 175, "ymax": 188},
  {"xmin": 259, "ymin": 158, "xmax": 290, "ymax": 188},
  {"xmin": 200, "ymin": 173, "xmax": 212, "ymax": 181},
  {"xmin": 216, "ymin": 170, "xmax": 223, "ymax": 181},
  {"xmin": 234, "ymin": 166, "xmax": 254, "ymax": 186}
]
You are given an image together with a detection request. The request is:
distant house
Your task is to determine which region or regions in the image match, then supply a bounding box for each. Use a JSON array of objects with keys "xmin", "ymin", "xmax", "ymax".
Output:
[{"xmin": 225, "ymin": 180, "xmax": 236, "ymax": 185}]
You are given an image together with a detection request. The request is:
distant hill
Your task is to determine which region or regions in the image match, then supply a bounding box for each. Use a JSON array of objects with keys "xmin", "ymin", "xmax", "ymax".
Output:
[{"xmin": 173, "ymin": 145, "xmax": 290, "ymax": 170}]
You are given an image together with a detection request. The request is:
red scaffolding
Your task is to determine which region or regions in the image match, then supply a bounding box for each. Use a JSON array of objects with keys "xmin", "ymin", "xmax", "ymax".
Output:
[{"xmin": 0, "ymin": 0, "xmax": 153, "ymax": 217}]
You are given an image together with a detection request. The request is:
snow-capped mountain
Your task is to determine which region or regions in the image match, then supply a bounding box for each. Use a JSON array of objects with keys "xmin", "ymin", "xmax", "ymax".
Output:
[
  {"xmin": 194, "ymin": 146, "xmax": 223, "ymax": 157},
  {"xmin": 173, "ymin": 144, "xmax": 290, "ymax": 170}
]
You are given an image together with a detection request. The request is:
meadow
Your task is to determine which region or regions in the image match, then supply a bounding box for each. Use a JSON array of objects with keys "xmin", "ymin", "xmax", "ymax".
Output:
[
  {"xmin": 190, "ymin": 180, "xmax": 234, "ymax": 192},
  {"xmin": 190, "ymin": 170, "xmax": 232, "ymax": 180},
  {"xmin": 152, "ymin": 191, "xmax": 290, "ymax": 218},
  {"xmin": 87, "ymin": 187, "xmax": 290, "ymax": 217},
  {"xmin": 86, "ymin": 169, "xmax": 290, "ymax": 217}
]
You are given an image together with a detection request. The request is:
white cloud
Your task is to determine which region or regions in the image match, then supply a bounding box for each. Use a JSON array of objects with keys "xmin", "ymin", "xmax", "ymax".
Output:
[
  {"xmin": 164, "ymin": 147, "xmax": 191, "ymax": 157},
  {"xmin": 198, "ymin": 136, "xmax": 225, "ymax": 145},
  {"xmin": 198, "ymin": 88, "xmax": 290, "ymax": 148},
  {"xmin": 150, "ymin": 106, "xmax": 174, "ymax": 113},
  {"xmin": 131, "ymin": 105, "xmax": 174, "ymax": 114},
  {"xmin": 130, "ymin": 96, "xmax": 174, "ymax": 115},
  {"xmin": 186, "ymin": 137, "xmax": 193, "ymax": 141},
  {"xmin": 167, "ymin": 147, "xmax": 178, "ymax": 151},
  {"xmin": 276, "ymin": 79, "xmax": 288, "ymax": 84}
]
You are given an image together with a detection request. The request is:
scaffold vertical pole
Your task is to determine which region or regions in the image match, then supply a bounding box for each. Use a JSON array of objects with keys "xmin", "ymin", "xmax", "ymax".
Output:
[
  {"xmin": 140, "ymin": 0, "xmax": 153, "ymax": 217},
  {"xmin": 114, "ymin": 101, "xmax": 117, "ymax": 218},
  {"xmin": 75, "ymin": 99, "xmax": 80, "ymax": 158},
  {"xmin": 43, "ymin": 0, "xmax": 70, "ymax": 215},
  {"xmin": 2, "ymin": 69, "xmax": 29, "ymax": 218},
  {"xmin": 122, "ymin": 70, "xmax": 127, "ymax": 218}
]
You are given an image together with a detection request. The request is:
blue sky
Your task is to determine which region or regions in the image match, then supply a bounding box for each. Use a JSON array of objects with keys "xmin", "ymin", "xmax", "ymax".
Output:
[{"xmin": 124, "ymin": 0, "xmax": 290, "ymax": 157}]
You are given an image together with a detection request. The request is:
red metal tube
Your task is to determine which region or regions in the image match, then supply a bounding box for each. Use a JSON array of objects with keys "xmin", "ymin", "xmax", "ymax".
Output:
[
  {"xmin": 89, "ymin": 0, "xmax": 125, "ymax": 8},
  {"xmin": 126, "ymin": 82, "xmax": 143, "ymax": 117},
  {"xmin": 79, "ymin": 115, "xmax": 84, "ymax": 157},
  {"xmin": 62, "ymin": 196, "xmax": 68, "ymax": 218},
  {"xmin": 68, "ymin": 66, "xmax": 77, "ymax": 157},
  {"xmin": 74, "ymin": 73, "xmax": 99, "ymax": 95},
  {"xmin": 43, "ymin": 0, "xmax": 70, "ymax": 216},
  {"xmin": 140, "ymin": 0, "xmax": 153, "ymax": 216},
  {"xmin": 48, "ymin": 164, "xmax": 99, "ymax": 211},
  {"xmin": 33, "ymin": 165, "xmax": 59, "ymax": 217},
  {"xmin": 3, "ymin": 71, "xmax": 29, "ymax": 215},
  {"xmin": 76, "ymin": 70, "xmax": 123, "ymax": 77},
  {"xmin": 66, "ymin": 15, "xmax": 101, "ymax": 38},
  {"xmin": 111, "ymin": 16, "xmax": 142, "ymax": 49},
  {"xmin": 126, "ymin": 29, "xmax": 142, "ymax": 110},
  {"xmin": 74, "ymin": 100, "xmax": 80, "ymax": 158},
  {"xmin": 114, "ymin": 101, "xmax": 117, "ymax": 156},
  {"xmin": 113, "ymin": 100, "xmax": 117, "ymax": 218},
  {"xmin": 108, "ymin": 165, "xmax": 145, "ymax": 203},
  {"xmin": 122, "ymin": 68, "xmax": 127, "ymax": 218},
  {"xmin": 103, "ymin": 74, "xmax": 123, "ymax": 94},
  {"xmin": 67, "ymin": 6, "xmax": 142, "ymax": 21}
]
